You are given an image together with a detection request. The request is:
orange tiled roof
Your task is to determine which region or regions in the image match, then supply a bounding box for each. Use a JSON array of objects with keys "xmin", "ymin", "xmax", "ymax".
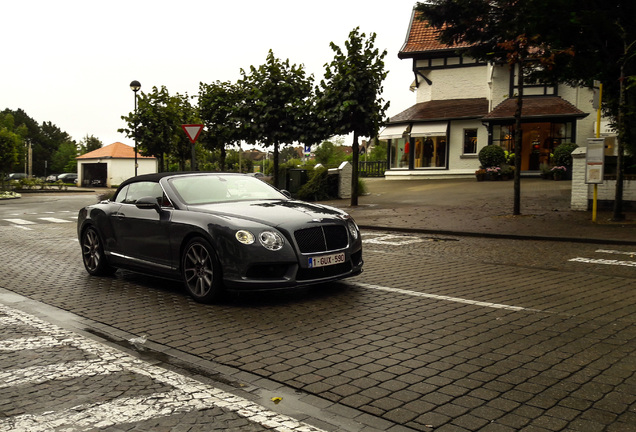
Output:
[
  {"xmin": 76, "ymin": 142, "xmax": 155, "ymax": 160},
  {"xmin": 399, "ymin": 12, "xmax": 474, "ymax": 58}
]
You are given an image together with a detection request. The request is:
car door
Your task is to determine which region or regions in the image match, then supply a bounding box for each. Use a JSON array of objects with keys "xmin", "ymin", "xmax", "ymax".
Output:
[{"xmin": 110, "ymin": 181, "xmax": 173, "ymax": 271}]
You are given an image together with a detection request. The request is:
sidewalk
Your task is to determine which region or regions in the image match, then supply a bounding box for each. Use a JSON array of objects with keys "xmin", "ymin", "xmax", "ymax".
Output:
[{"xmin": 322, "ymin": 177, "xmax": 636, "ymax": 245}]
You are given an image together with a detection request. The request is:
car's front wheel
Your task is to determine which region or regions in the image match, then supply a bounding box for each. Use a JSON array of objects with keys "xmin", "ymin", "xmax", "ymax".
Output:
[
  {"xmin": 182, "ymin": 238, "xmax": 222, "ymax": 303},
  {"xmin": 81, "ymin": 226, "xmax": 115, "ymax": 276}
]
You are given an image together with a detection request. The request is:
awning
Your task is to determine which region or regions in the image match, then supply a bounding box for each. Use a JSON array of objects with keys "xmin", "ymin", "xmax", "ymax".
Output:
[
  {"xmin": 410, "ymin": 122, "xmax": 447, "ymax": 137},
  {"xmin": 379, "ymin": 124, "xmax": 408, "ymax": 140}
]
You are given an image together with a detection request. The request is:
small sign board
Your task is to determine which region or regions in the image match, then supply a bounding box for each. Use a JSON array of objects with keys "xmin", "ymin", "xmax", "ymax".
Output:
[
  {"xmin": 585, "ymin": 138, "xmax": 605, "ymax": 184},
  {"xmin": 181, "ymin": 124, "xmax": 204, "ymax": 143}
]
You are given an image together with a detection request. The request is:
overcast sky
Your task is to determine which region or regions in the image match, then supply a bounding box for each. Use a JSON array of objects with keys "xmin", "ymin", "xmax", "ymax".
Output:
[{"xmin": 2, "ymin": 0, "xmax": 418, "ymax": 148}]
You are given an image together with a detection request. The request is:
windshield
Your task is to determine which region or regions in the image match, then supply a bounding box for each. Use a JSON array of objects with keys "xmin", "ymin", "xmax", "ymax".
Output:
[{"xmin": 169, "ymin": 174, "xmax": 286, "ymax": 205}]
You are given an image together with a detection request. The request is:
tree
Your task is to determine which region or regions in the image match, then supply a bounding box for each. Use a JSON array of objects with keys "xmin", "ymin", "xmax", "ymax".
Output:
[
  {"xmin": 120, "ymin": 86, "xmax": 193, "ymax": 172},
  {"xmin": 527, "ymin": 0, "xmax": 636, "ymax": 221},
  {"xmin": 198, "ymin": 81, "xmax": 245, "ymax": 171},
  {"xmin": 79, "ymin": 135, "xmax": 102, "ymax": 155},
  {"xmin": 238, "ymin": 50, "xmax": 315, "ymax": 187},
  {"xmin": 0, "ymin": 127, "xmax": 21, "ymax": 179},
  {"xmin": 314, "ymin": 140, "xmax": 347, "ymax": 167},
  {"xmin": 51, "ymin": 141, "xmax": 79, "ymax": 173},
  {"xmin": 318, "ymin": 27, "xmax": 389, "ymax": 206}
]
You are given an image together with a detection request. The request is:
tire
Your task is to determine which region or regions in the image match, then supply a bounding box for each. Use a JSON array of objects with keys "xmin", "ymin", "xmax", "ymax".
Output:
[
  {"xmin": 181, "ymin": 238, "xmax": 222, "ymax": 303},
  {"xmin": 81, "ymin": 226, "xmax": 115, "ymax": 276}
]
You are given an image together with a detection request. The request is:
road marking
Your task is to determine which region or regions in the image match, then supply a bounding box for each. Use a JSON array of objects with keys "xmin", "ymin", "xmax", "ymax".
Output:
[
  {"xmin": 2, "ymin": 218, "xmax": 35, "ymax": 225},
  {"xmin": 0, "ymin": 305, "xmax": 327, "ymax": 432},
  {"xmin": 351, "ymin": 282, "xmax": 528, "ymax": 311},
  {"xmin": 569, "ymin": 257, "xmax": 636, "ymax": 268},
  {"xmin": 38, "ymin": 217, "xmax": 72, "ymax": 223},
  {"xmin": 362, "ymin": 233, "xmax": 426, "ymax": 246},
  {"xmin": 595, "ymin": 249, "xmax": 636, "ymax": 257}
]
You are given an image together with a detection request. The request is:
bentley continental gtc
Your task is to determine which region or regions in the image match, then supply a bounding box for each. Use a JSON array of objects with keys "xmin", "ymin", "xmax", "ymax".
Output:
[{"xmin": 77, "ymin": 172, "xmax": 363, "ymax": 302}]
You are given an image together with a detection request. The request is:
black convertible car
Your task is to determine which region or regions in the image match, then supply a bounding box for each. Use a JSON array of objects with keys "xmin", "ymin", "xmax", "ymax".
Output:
[{"xmin": 77, "ymin": 172, "xmax": 363, "ymax": 302}]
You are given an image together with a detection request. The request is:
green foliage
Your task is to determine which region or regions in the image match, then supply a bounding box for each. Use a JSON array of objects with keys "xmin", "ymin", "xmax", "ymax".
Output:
[
  {"xmin": 367, "ymin": 140, "xmax": 387, "ymax": 162},
  {"xmin": 50, "ymin": 141, "xmax": 78, "ymax": 173},
  {"xmin": 478, "ymin": 145, "xmax": 506, "ymax": 168},
  {"xmin": 552, "ymin": 142, "xmax": 578, "ymax": 167},
  {"xmin": 314, "ymin": 140, "xmax": 347, "ymax": 167},
  {"xmin": 198, "ymin": 81, "xmax": 245, "ymax": 170},
  {"xmin": 239, "ymin": 50, "xmax": 317, "ymax": 184},
  {"xmin": 296, "ymin": 166, "xmax": 333, "ymax": 201},
  {"xmin": 79, "ymin": 135, "xmax": 102, "ymax": 154},
  {"xmin": 0, "ymin": 126, "xmax": 21, "ymax": 175},
  {"xmin": 119, "ymin": 86, "xmax": 197, "ymax": 171}
]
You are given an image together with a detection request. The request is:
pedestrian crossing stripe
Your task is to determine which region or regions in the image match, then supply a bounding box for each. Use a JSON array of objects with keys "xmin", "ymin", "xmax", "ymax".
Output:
[
  {"xmin": 38, "ymin": 217, "xmax": 72, "ymax": 223},
  {"xmin": 2, "ymin": 219, "xmax": 35, "ymax": 225}
]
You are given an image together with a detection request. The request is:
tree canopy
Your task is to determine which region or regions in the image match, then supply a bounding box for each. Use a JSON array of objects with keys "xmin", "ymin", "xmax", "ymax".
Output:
[
  {"xmin": 238, "ymin": 50, "xmax": 316, "ymax": 187},
  {"xmin": 318, "ymin": 27, "xmax": 389, "ymax": 205}
]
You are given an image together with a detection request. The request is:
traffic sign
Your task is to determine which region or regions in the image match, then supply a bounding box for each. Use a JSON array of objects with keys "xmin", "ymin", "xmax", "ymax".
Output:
[{"xmin": 181, "ymin": 124, "xmax": 204, "ymax": 143}]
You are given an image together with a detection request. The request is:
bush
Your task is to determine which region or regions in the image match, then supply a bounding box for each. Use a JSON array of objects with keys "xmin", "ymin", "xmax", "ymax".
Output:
[
  {"xmin": 296, "ymin": 166, "xmax": 334, "ymax": 201},
  {"xmin": 478, "ymin": 145, "xmax": 506, "ymax": 168},
  {"xmin": 552, "ymin": 143, "xmax": 578, "ymax": 167}
]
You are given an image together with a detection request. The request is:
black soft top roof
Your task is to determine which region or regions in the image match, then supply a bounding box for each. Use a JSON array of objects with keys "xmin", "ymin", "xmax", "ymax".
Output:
[{"xmin": 116, "ymin": 172, "xmax": 245, "ymax": 190}]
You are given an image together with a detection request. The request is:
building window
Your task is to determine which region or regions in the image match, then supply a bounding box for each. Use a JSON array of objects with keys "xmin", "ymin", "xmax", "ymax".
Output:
[
  {"xmin": 389, "ymin": 138, "xmax": 408, "ymax": 169},
  {"xmin": 463, "ymin": 129, "xmax": 478, "ymax": 154},
  {"xmin": 413, "ymin": 136, "xmax": 446, "ymax": 168}
]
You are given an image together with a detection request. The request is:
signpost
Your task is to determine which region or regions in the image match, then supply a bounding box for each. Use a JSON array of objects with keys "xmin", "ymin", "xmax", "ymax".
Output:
[{"xmin": 181, "ymin": 124, "xmax": 204, "ymax": 171}]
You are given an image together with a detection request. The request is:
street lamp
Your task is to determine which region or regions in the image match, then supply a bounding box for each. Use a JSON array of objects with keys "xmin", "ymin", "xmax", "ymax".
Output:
[{"xmin": 130, "ymin": 80, "xmax": 141, "ymax": 176}]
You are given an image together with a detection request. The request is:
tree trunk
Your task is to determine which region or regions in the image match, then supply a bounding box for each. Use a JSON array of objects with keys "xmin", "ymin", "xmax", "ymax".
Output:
[
  {"xmin": 273, "ymin": 143, "xmax": 280, "ymax": 188},
  {"xmin": 612, "ymin": 60, "xmax": 626, "ymax": 221},
  {"xmin": 350, "ymin": 131, "xmax": 359, "ymax": 206},
  {"xmin": 513, "ymin": 62, "xmax": 524, "ymax": 216}
]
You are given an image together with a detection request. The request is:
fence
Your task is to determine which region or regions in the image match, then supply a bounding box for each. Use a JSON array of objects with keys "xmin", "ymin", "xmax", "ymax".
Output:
[{"xmin": 358, "ymin": 161, "xmax": 387, "ymax": 177}]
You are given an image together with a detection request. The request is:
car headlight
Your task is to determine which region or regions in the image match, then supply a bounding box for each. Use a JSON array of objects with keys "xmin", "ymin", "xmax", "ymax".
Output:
[
  {"xmin": 235, "ymin": 230, "xmax": 255, "ymax": 244},
  {"xmin": 259, "ymin": 231, "xmax": 284, "ymax": 251},
  {"xmin": 347, "ymin": 219, "xmax": 359, "ymax": 240}
]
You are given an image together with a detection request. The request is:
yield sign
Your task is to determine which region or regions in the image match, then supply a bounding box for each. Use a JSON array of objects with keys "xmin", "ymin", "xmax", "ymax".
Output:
[{"xmin": 181, "ymin": 124, "xmax": 204, "ymax": 143}]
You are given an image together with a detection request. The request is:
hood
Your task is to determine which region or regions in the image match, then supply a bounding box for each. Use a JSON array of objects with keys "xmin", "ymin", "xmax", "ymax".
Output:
[{"xmin": 188, "ymin": 199, "xmax": 349, "ymax": 227}]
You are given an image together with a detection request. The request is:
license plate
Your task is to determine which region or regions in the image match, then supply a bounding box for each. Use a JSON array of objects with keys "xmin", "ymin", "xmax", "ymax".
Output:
[{"xmin": 308, "ymin": 252, "xmax": 345, "ymax": 268}]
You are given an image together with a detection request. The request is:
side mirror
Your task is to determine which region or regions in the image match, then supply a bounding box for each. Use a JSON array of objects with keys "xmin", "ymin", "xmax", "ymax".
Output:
[
  {"xmin": 280, "ymin": 189, "xmax": 292, "ymax": 199},
  {"xmin": 135, "ymin": 196, "xmax": 161, "ymax": 212}
]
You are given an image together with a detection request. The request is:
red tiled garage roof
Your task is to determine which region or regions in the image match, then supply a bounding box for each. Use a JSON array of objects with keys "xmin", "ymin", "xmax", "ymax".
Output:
[
  {"xmin": 389, "ymin": 98, "xmax": 489, "ymax": 123},
  {"xmin": 76, "ymin": 142, "xmax": 154, "ymax": 160},
  {"xmin": 482, "ymin": 97, "xmax": 588, "ymax": 121}
]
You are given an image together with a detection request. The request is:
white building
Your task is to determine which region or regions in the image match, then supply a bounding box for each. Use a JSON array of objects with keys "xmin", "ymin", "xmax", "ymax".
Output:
[
  {"xmin": 76, "ymin": 142, "xmax": 157, "ymax": 188},
  {"xmin": 381, "ymin": 9, "xmax": 597, "ymax": 179}
]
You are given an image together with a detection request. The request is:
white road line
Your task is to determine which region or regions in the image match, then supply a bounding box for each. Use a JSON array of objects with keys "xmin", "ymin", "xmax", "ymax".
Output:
[
  {"xmin": 0, "ymin": 360, "xmax": 121, "ymax": 388},
  {"xmin": 38, "ymin": 217, "xmax": 72, "ymax": 223},
  {"xmin": 2, "ymin": 218, "xmax": 35, "ymax": 225},
  {"xmin": 569, "ymin": 257, "xmax": 636, "ymax": 267},
  {"xmin": 0, "ymin": 305, "xmax": 327, "ymax": 432},
  {"xmin": 351, "ymin": 281, "xmax": 528, "ymax": 311},
  {"xmin": 362, "ymin": 234, "xmax": 425, "ymax": 246},
  {"xmin": 596, "ymin": 249, "xmax": 636, "ymax": 257}
]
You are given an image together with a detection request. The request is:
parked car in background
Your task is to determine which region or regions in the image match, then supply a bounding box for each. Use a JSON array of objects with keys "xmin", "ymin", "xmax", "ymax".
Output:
[
  {"xmin": 4, "ymin": 173, "xmax": 27, "ymax": 181},
  {"xmin": 46, "ymin": 174, "xmax": 60, "ymax": 182},
  {"xmin": 77, "ymin": 172, "xmax": 363, "ymax": 303},
  {"xmin": 57, "ymin": 173, "xmax": 78, "ymax": 184}
]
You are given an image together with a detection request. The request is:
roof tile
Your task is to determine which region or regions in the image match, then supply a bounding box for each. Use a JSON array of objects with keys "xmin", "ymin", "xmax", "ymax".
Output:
[{"xmin": 76, "ymin": 142, "xmax": 155, "ymax": 160}]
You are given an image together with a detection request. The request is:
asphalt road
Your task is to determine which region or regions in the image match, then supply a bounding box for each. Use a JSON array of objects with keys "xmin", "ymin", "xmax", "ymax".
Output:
[{"xmin": 0, "ymin": 193, "xmax": 635, "ymax": 431}]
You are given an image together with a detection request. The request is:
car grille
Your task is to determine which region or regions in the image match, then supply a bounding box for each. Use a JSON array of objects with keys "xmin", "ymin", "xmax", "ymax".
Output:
[{"xmin": 294, "ymin": 225, "xmax": 348, "ymax": 253}]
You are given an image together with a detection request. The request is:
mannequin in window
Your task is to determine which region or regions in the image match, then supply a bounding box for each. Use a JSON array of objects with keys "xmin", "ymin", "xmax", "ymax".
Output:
[
  {"xmin": 415, "ymin": 139, "xmax": 423, "ymax": 167},
  {"xmin": 423, "ymin": 138, "xmax": 434, "ymax": 167},
  {"xmin": 436, "ymin": 139, "xmax": 446, "ymax": 167}
]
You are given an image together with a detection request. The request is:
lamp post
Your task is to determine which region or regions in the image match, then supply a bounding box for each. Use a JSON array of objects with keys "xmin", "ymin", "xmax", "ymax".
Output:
[{"xmin": 130, "ymin": 80, "xmax": 141, "ymax": 176}]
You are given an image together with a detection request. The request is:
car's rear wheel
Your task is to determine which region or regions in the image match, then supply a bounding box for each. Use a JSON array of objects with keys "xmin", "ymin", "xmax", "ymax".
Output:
[
  {"xmin": 182, "ymin": 238, "xmax": 222, "ymax": 303},
  {"xmin": 81, "ymin": 226, "xmax": 115, "ymax": 276}
]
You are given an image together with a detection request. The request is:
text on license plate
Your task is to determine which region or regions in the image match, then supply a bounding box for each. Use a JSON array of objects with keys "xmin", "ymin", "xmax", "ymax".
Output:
[{"xmin": 308, "ymin": 252, "xmax": 345, "ymax": 268}]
